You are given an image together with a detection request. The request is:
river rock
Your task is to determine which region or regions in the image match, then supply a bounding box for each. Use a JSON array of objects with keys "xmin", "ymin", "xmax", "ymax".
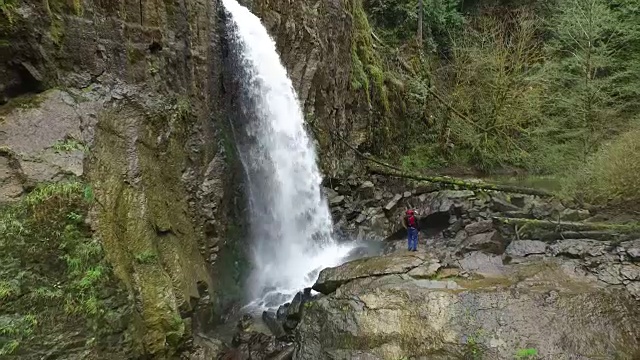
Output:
[
  {"xmin": 464, "ymin": 220, "xmax": 494, "ymax": 236},
  {"xmin": 295, "ymin": 260, "xmax": 640, "ymax": 360},
  {"xmin": 506, "ymin": 240, "xmax": 548, "ymax": 257},
  {"xmin": 313, "ymin": 252, "xmax": 426, "ymax": 294}
]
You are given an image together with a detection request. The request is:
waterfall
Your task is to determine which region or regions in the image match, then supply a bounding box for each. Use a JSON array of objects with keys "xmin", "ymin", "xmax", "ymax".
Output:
[{"xmin": 222, "ymin": 0, "xmax": 356, "ymax": 311}]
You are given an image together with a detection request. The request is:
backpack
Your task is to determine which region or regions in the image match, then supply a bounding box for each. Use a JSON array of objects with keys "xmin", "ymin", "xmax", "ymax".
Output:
[{"xmin": 407, "ymin": 214, "xmax": 417, "ymax": 228}]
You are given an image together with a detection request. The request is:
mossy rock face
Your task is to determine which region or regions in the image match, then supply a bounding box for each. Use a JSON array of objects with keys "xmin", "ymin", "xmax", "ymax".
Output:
[
  {"xmin": 297, "ymin": 258, "xmax": 640, "ymax": 360},
  {"xmin": 88, "ymin": 99, "xmax": 213, "ymax": 356}
]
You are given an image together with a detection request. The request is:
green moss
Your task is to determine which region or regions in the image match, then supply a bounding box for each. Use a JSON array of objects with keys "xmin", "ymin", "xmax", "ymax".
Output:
[
  {"xmin": 49, "ymin": 16, "xmax": 65, "ymax": 46},
  {"xmin": 347, "ymin": 0, "xmax": 389, "ymax": 112},
  {"xmin": 134, "ymin": 250, "xmax": 158, "ymax": 264},
  {"xmin": 127, "ymin": 44, "xmax": 145, "ymax": 65}
]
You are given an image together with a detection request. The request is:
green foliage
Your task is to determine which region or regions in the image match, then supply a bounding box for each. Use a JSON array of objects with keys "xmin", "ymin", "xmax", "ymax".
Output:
[
  {"xmin": 362, "ymin": 0, "xmax": 640, "ymax": 181},
  {"xmin": 537, "ymin": 0, "xmax": 636, "ymax": 162},
  {"xmin": 563, "ymin": 127, "xmax": 640, "ymax": 211},
  {"xmin": 52, "ymin": 138, "xmax": 87, "ymax": 153},
  {"xmin": 0, "ymin": 315, "xmax": 37, "ymax": 355},
  {"xmin": 365, "ymin": 0, "xmax": 464, "ymax": 51},
  {"xmin": 0, "ymin": 179, "xmax": 116, "ymax": 355},
  {"xmin": 515, "ymin": 347, "xmax": 538, "ymax": 359},
  {"xmin": 0, "ymin": 0, "xmax": 17, "ymax": 25}
]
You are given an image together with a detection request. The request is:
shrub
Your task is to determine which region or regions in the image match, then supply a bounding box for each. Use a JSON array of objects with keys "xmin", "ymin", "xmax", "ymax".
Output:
[{"xmin": 564, "ymin": 128, "xmax": 640, "ymax": 211}]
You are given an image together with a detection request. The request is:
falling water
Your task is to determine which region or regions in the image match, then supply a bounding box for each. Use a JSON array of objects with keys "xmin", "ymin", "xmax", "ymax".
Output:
[{"xmin": 222, "ymin": 0, "xmax": 356, "ymax": 311}]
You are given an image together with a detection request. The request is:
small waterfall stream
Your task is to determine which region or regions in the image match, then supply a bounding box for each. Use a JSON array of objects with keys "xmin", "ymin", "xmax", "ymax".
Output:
[{"xmin": 222, "ymin": 0, "xmax": 356, "ymax": 311}]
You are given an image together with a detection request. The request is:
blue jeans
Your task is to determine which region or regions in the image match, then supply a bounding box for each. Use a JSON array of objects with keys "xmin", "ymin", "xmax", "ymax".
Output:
[{"xmin": 407, "ymin": 227, "xmax": 418, "ymax": 251}]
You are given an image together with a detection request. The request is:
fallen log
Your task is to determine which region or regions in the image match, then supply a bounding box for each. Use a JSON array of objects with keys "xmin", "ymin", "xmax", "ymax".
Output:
[
  {"xmin": 493, "ymin": 217, "xmax": 640, "ymax": 241},
  {"xmin": 368, "ymin": 165, "xmax": 554, "ymax": 197}
]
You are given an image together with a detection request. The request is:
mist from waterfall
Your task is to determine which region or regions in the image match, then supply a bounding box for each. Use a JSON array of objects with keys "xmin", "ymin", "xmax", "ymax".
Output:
[{"xmin": 221, "ymin": 0, "xmax": 356, "ymax": 311}]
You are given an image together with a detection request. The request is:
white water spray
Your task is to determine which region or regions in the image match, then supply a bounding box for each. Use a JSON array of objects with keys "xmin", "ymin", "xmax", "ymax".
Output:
[{"xmin": 222, "ymin": 0, "xmax": 356, "ymax": 311}]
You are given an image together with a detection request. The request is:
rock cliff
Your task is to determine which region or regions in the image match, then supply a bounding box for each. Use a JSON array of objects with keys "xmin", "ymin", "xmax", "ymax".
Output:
[{"xmin": 0, "ymin": 0, "xmax": 250, "ymax": 356}]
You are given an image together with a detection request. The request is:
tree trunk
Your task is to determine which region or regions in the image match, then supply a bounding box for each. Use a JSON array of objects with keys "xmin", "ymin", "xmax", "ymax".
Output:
[
  {"xmin": 368, "ymin": 165, "xmax": 554, "ymax": 197},
  {"xmin": 417, "ymin": 0, "xmax": 424, "ymax": 47}
]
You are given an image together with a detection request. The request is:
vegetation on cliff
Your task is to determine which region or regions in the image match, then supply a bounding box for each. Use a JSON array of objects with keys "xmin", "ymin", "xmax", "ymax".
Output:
[{"xmin": 0, "ymin": 180, "xmax": 131, "ymax": 357}]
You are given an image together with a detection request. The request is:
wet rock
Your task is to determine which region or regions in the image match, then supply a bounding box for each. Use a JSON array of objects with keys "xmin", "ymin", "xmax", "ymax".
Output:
[
  {"xmin": 460, "ymin": 230, "xmax": 506, "ymax": 255},
  {"xmin": 261, "ymin": 311, "xmax": 286, "ymax": 339},
  {"xmin": 276, "ymin": 304, "xmax": 289, "ymax": 320},
  {"xmin": 282, "ymin": 318, "xmax": 299, "ymax": 332},
  {"xmin": 313, "ymin": 252, "xmax": 426, "ymax": 294},
  {"xmin": 506, "ymin": 240, "xmax": 547, "ymax": 257},
  {"xmin": 464, "ymin": 220, "xmax": 494, "ymax": 236},
  {"xmin": 286, "ymin": 292, "xmax": 304, "ymax": 320},
  {"xmin": 550, "ymin": 239, "xmax": 610, "ymax": 258},
  {"xmin": 383, "ymin": 194, "xmax": 403, "ymax": 211}
]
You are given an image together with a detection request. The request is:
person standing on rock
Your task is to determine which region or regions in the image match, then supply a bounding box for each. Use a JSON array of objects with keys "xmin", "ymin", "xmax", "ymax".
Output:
[{"xmin": 403, "ymin": 209, "xmax": 419, "ymax": 252}]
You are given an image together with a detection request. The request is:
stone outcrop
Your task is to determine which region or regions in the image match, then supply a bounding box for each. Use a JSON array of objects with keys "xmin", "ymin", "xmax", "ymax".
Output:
[{"xmin": 295, "ymin": 255, "xmax": 640, "ymax": 359}]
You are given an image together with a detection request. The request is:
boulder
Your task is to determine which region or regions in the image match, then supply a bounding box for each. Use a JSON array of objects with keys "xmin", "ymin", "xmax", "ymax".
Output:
[
  {"xmin": 286, "ymin": 292, "xmax": 304, "ymax": 321},
  {"xmin": 357, "ymin": 181, "xmax": 375, "ymax": 198},
  {"xmin": 560, "ymin": 208, "xmax": 591, "ymax": 221},
  {"xmin": 506, "ymin": 240, "xmax": 548, "ymax": 258},
  {"xmin": 329, "ymin": 195, "xmax": 345, "ymax": 206},
  {"xmin": 383, "ymin": 194, "xmax": 403, "ymax": 211},
  {"xmin": 261, "ymin": 311, "xmax": 286, "ymax": 339},
  {"xmin": 549, "ymin": 239, "xmax": 610, "ymax": 258},
  {"xmin": 313, "ymin": 253, "xmax": 426, "ymax": 294},
  {"xmin": 295, "ymin": 260, "xmax": 640, "ymax": 360},
  {"xmin": 459, "ymin": 230, "xmax": 506, "ymax": 255},
  {"xmin": 464, "ymin": 220, "xmax": 494, "ymax": 236}
]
